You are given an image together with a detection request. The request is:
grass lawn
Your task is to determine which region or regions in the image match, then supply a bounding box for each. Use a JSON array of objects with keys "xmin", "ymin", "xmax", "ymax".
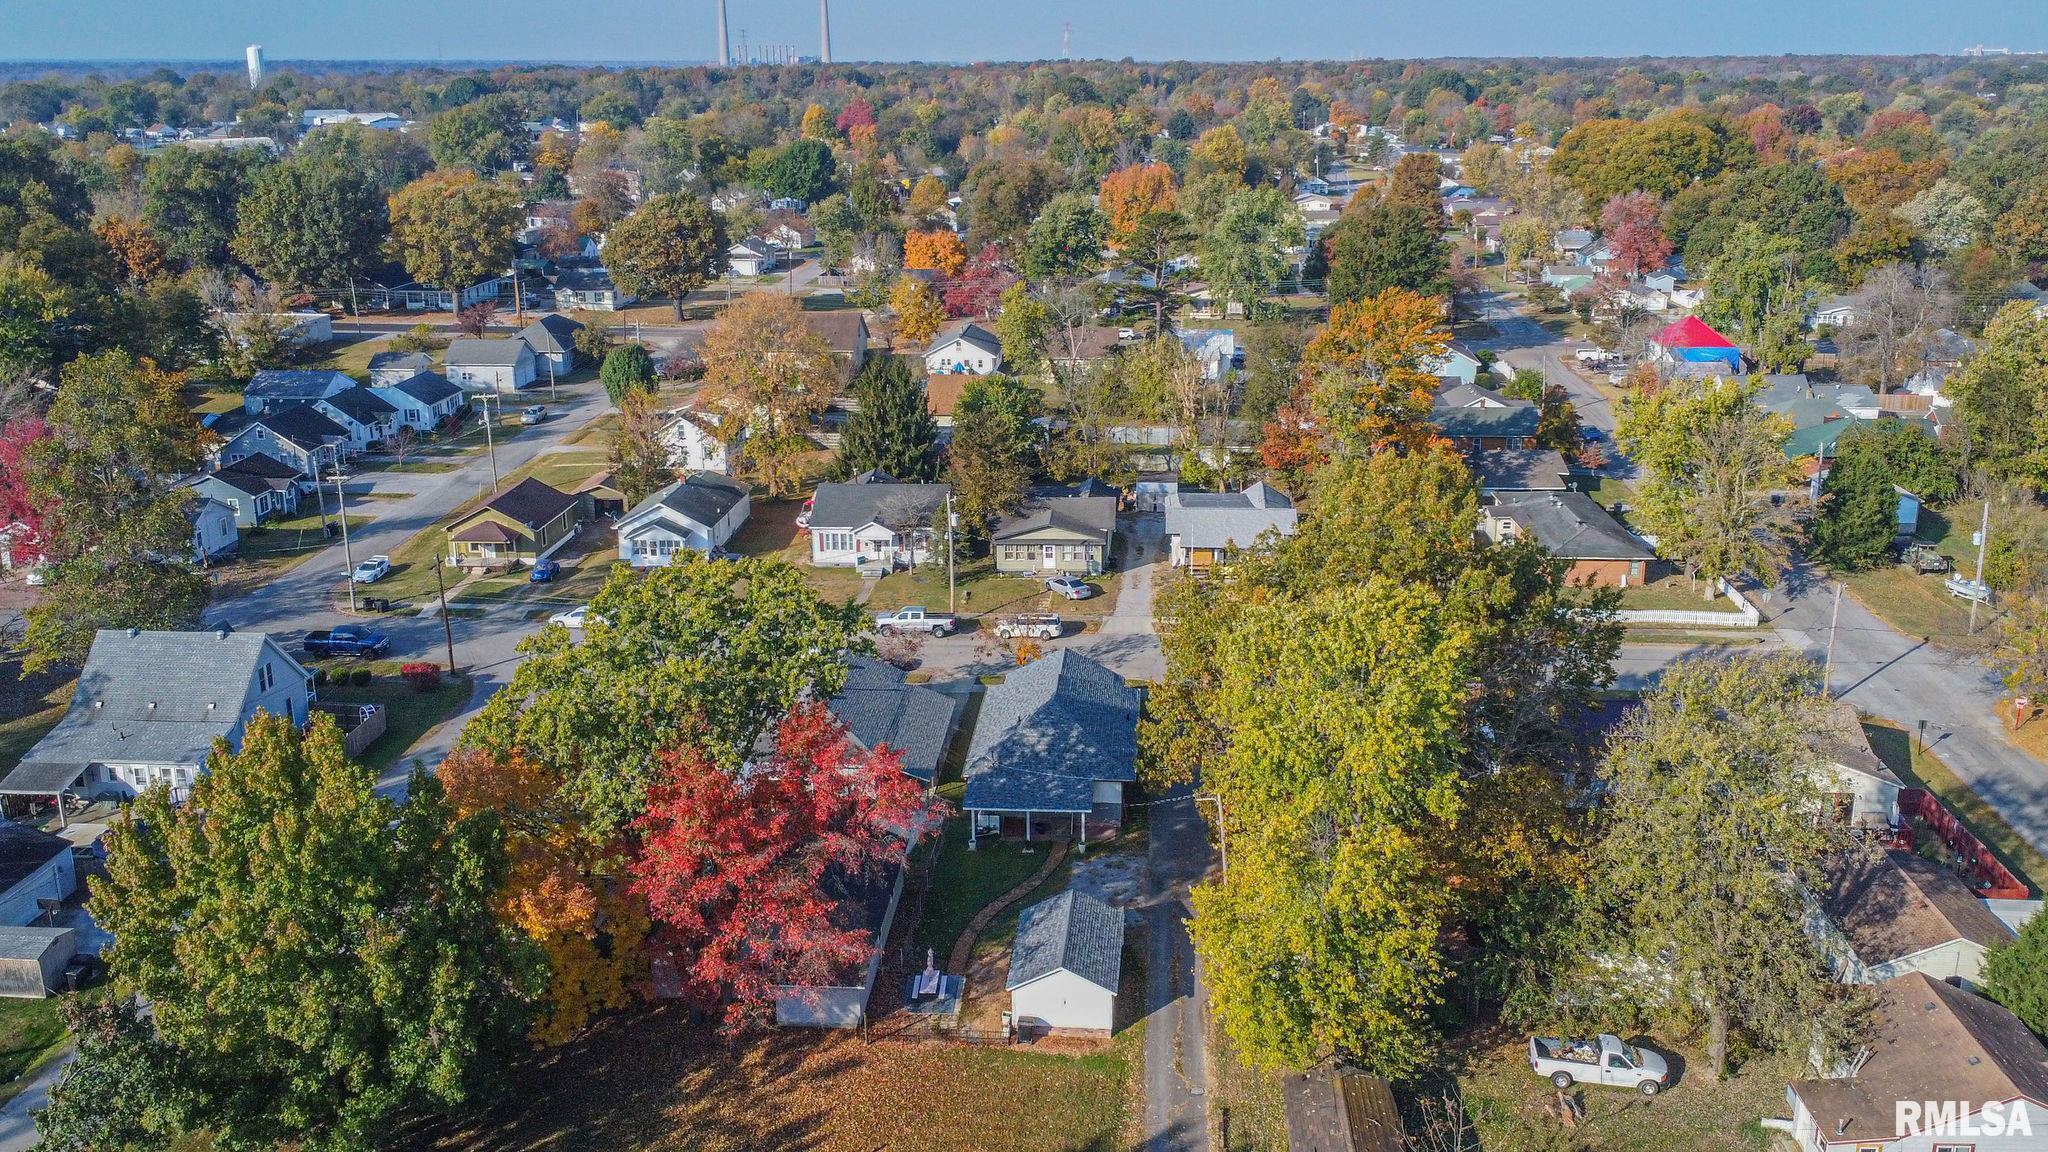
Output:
[
  {"xmin": 1578, "ymin": 475, "xmax": 1637, "ymax": 509},
  {"xmin": 399, "ymin": 1002, "xmax": 1141, "ymax": 1152},
  {"xmin": 1617, "ymin": 574, "xmax": 1747, "ymax": 615},
  {"xmin": 0, "ymin": 994, "xmax": 71, "ymax": 1094},
  {"xmin": 310, "ymin": 332, "xmax": 397, "ymax": 379},
  {"xmin": 868, "ymin": 558, "xmax": 1046, "ymax": 618},
  {"xmin": 1453, "ymin": 1029, "xmax": 1786, "ymax": 1152},
  {"xmin": 187, "ymin": 388, "xmax": 245, "ymax": 417},
  {"xmin": 309, "ymin": 668, "xmax": 471, "ymax": 775},
  {"xmin": 1838, "ymin": 502, "xmax": 1992, "ymax": 646},
  {"xmin": 0, "ymin": 662, "xmax": 78, "ymax": 768},
  {"xmin": 909, "ymin": 818, "xmax": 1051, "ymax": 961},
  {"xmin": 206, "ymin": 515, "xmax": 375, "ymax": 603},
  {"xmin": 1212, "ymin": 1017, "xmax": 1287, "ymax": 1152},
  {"xmin": 1864, "ymin": 718, "xmax": 2048, "ymax": 893}
]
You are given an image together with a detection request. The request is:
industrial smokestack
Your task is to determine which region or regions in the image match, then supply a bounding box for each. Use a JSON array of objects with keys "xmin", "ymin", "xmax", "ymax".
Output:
[
  {"xmin": 820, "ymin": 0, "xmax": 832, "ymax": 64},
  {"xmin": 715, "ymin": 0, "xmax": 730, "ymax": 66}
]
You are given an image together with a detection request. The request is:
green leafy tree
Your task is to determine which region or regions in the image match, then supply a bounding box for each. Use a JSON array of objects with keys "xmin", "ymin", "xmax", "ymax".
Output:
[
  {"xmin": 231, "ymin": 154, "xmax": 388, "ymax": 293},
  {"xmin": 837, "ymin": 355, "xmax": 938, "ymax": 480},
  {"xmin": 609, "ymin": 389, "xmax": 673, "ymax": 506},
  {"xmin": 1986, "ymin": 905, "xmax": 2048, "ymax": 1039},
  {"xmin": 1501, "ymin": 368, "xmax": 1582, "ymax": 452},
  {"xmin": 964, "ymin": 155, "xmax": 1065, "ymax": 248},
  {"xmin": 22, "ymin": 352, "xmax": 207, "ymax": 670},
  {"xmin": 1896, "ymin": 178, "xmax": 1990, "ymax": 254},
  {"xmin": 1666, "ymin": 162, "xmax": 1852, "ymax": 283},
  {"xmin": 427, "ymin": 93, "xmax": 528, "ymax": 174},
  {"xmin": 140, "ymin": 144, "xmax": 268, "ymax": 271},
  {"xmin": 35, "ymin": 996, "xmax": 178, "ymax": 1151},
  {"xmin": 763, "ymin": 138, "xmax": 837, "ymax": 205},
  {"xmin": 1698, "ymin": 223, "xmax": 1812, "ymax": 372},
  {"xmin": 600, "ymin": 342, "xmax": 656, "ymax": 407},
  {"xmin": 601, "ymin": 192, "xmax": 729, "ymax": 320},
  {"xmin": 1197, "ymin": 184, "xmax": 1303, "ymax": 316},
  {"xmin": 1323, "ymin": 199, "xmax": 1451, "ymax": 305},
  {"xmin": 385, "ymin": 170, "xmax": 524, "ymax": 298},
  {"xmin": 1948, "ymin": 299, "xmax": 2048, "ymax": 480},
  {"xmin": 1811, "ymin": 423, "xmax": 1902, "ymax": 571},
  {"xmin": 1020, "ymin": 192, "xmax": 1106, "ymax": 279},
  {"xmin": 0, "ymin": 134, "xmax": 91, "ymax": 250},
  {"xmin": 294, "ymin": 121, "xmax": 433, "ymax": 194},
  {"xmin": 1581, "ymin": 654, "xmax": 1854, "ymax": 1079},
  {"xmin": 88, "ymin": 712, "xmax": 528, "ymax": 1151},
  {"xmin": 992, "ymin": 280, "xmax": 1050, "ymax": 371},
  {"xmin": 945, "ymin": 375, "xmax": 1040, "ymax": 536},
  {"xmin": 462, "ymin": 560, "xmax": 867, "ymax": 833}
]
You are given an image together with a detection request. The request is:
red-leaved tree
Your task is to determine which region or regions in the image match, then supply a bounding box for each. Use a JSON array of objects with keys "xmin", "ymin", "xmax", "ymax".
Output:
[
  {"xmin": 941, "ymin": 243, "xmax": 1015, "ymax": 319},
  {"xmin": 1598, "ymin": 191, "xmax": 1673, "ymax": 282},
  {"xmin": 630, "ymin": 703, "xmax": 939, "ymax": 1030},
  {"xmin": 0, "ymin": 417, "xmax": 49, "ymax": 567},
  {"xmin": 834, "ymin": 99, "xmax": 876, "ymax": 136}
]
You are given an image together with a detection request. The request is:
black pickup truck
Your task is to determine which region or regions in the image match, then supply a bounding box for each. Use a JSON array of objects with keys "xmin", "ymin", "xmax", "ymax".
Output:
[{"xmin": 302, "ymin": 625, "xmax": 391, "ymax": 659}]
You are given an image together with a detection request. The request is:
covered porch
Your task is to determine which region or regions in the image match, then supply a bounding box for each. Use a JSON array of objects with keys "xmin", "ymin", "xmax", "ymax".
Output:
[{"xmin": 967, "ymin": 802, "xmax": 1122, "ymax": 849}]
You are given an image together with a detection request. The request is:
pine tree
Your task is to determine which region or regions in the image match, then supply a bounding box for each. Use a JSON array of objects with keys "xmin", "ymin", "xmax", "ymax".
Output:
[
  {"xmin": 836, "ymin": 356, "xmax": 939, "ymax": 480},
  {"xmin": 1812, "ymin": 423, "xmax": 1902, "ymax": 570}
]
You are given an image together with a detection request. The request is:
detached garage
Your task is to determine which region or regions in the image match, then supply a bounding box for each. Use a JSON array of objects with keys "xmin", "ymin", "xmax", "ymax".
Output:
[
  {"xmin": 1007, "ymin": 889, "xmax": 1123, "ymax": 1035},
  {"xmin": 0, "ymin": 823, "xmax": 74, "ymax": 927},
  {"xmin": 0, "ymin": 927, "xmax": 75, "ymax": 998}
]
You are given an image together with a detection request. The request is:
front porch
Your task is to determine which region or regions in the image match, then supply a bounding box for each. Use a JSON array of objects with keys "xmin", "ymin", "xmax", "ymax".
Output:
[{"xmin": 968, "ymin": 803, "xmax": 1122, "ymax": 848}]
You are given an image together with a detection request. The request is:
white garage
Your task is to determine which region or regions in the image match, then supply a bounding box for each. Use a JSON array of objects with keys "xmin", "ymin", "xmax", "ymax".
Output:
[
  {"xmin": 0, "ymin": 823, "xmax": 76, "ymax": 927},
  {"xmin": 1007, "ymin": 889, "xmax": 1123, "ymax": 1035}
]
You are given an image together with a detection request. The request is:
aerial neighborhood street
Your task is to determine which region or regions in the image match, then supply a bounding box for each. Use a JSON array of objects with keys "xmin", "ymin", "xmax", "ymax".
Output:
[{"xmin": 8, "ymin": 18, "xmax": 2048, "ymax": 1152}]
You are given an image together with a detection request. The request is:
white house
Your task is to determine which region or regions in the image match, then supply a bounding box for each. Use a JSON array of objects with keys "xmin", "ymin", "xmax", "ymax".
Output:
[
  {"xmin": 1786, "ymin": 972, "xmax": 2048, "ymax": 1152},
  {"xmin": 1810, "ymin": 294, "xmax": 1858, "ymax": 331},
  {"xmin": 1006, "ymin": 890, "xmax": 1123, "ymax": 1035},
  {"xmin": 924, "ymin": 320, "xmax": 1003, "ymax": 376},
  {"xmin": 615, "ymin": 474, "xmax": 752, "ymax": 566},
  {"xmin": 369, "ymin": 371, "xmax": 466, "ymax": 434},
  {"xmin": 805, "ymin": 479, "xmax": 951, "ymax": 572},
  {"xmin": 1811, "ymin": 849, "xmax": 2015, "ymax": 990},
  {"xmin": 518, "ymin": 315, "xmax": 584, "ymax": 376},
  {"xmin": 188, "ymin": 499, "xmax": 239, "ymax": 562},
  {"xmin": 311, "ymin": 387, "xmax": 399, "ymax": 451},
  {"xmin": 367, "ymin": 351, "xmax": 435, "ymax": 385},
  {"xmin": 444, "ymin": 338, "xmax": 538, "ymax": 393},
  {"xmin": 0, "ymin": 825, "xmax": 77, "ymax": 928},
  {"xmin": 728, "ymin": 237, "xmax": 779, "ymax": 277},
  {"xmin": 1809, "ymin": 700, "xmax": 1905, "ymax": 830},
  {"xmin": 660, "ymin": 409, "xmax": 736, "ymax": 474},
  {"xmin": 0, "ymin": 628, "xmax": 314, "ymax": 806}
]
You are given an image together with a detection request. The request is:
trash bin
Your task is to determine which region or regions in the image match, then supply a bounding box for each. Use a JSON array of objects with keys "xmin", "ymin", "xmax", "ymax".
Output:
[
  {"xmin": 365, "ymin": 597, "xmax": 388, "ymax": 612},
  {"xmin": 325, "ymin": 523, "xmax": 340, "ymax": 537}
]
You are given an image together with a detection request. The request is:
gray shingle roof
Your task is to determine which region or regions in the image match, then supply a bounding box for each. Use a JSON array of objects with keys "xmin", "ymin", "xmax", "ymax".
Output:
[
  {"xmin": 318, "ymin": 387, "xmax": 396, "ymax": 427},
  {"xmin": 992, "ymin": 496, "xmax": 1117, "ymax": 543},
  {"xmin": 4, "ymin": 630, "xmax": 300, "ymax": 783},
  {"xmin": 1163, "ymin": 483, "xmax": 1297, "ymax": 552},
  {"xmin": 1488, "ymin": 491, "xmax": 1652, "ymax": 561},
  {"xmin": 930, "ymin": 320, "xmax": 1001, "ymax": 358},
  {"xmin": 519, "ymin": 314, "xmax": 585, "ymax": 353},
  {"xmin": 367, "ymin": 351, "xmax": 433, "ymax": 376},
  {"xmin": 1428, "ymin": 401, "xmax": 1540, "ymax": 441},
  {"xmin": 806, "ymin": 481, "xmax": 951, "ymax": 533},
  {"xmin": 216, "ymin": 404, "xmax": 348, "ymax": 451},
  {"xmin": 245, "ymin": 369, "xmax": 350, "ymax": 401},
  {"xmin": 445, "ymin": 337, "xmax": 532, "ymax": 368},
  {"xmin": 963, "ymin": 650, "xmax": 1140, "ymax": 813},
  {"xmin": 1468, "ymin": 447, "xmax": 1568, "ymax": 492},
  {"xmin": 620, "ymin": 473, "xmax": 750, "ymax": 533},
  {"xmin": 384, "ymin": 371, "xmax": 463, "ymax": 406},
  {"xmin": 0, "ymin": 825, "xmax": 71, "ymax": 892},
  {"xmin": 827, "ymin": 657, "xmax": 960, "ymax": 783},
  {"xmin": 1006, "ymin": 889, "xmax": 1123, "ymax": 994}
]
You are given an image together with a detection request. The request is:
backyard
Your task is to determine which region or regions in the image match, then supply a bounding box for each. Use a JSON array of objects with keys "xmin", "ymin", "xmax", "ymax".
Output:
[
  {"xmin": 1616, "ymin": 573, "xmax": 1750, "ymax": 616},
  {"xmin": 305, "ymin": 662, "xmax": 472, "ymax": 776}
]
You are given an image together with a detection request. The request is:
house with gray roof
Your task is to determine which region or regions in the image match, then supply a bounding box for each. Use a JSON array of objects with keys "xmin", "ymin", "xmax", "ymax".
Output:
[
  {"xmin": 1482, "ymin": 491, "xmax": 1652, "ymax": 588},
  {"xmin": 551, "ymin": 259, "xmax": 634, "ymax": 315},
  {"xmin": 1468, "ymin": 447, "xmax": 1569, "ymax": 494},
  {"xmin": 370, "ymin": 371, "xmax": 466, "ymax": 434},
  {"xmin": 209, "ymin": 404, "xmax": 348, "ymax": 477},
  {"xmin": 242, "ymin": 369, "xmax": 353, "ymax": 415},
  {"xmin": 1163, "ymin": 482, "xmax": 1297, "ymax": 572},
  {"xmin": 965, "ymin": 650, "xmax": 1140, "ymax": 846},
  {"xmin": 827, "ymin": 656, "xmax": 959, "ymax": 783},
  {"xmin": 444, "ymin": 337, "xmax": 537, "ymax": 393},
  {"xmin": 924, "ymin": 319, "xmax": 1003, "ymax": 376},
  {"xmin": 518, "ymin": 314, "xmax": 586, "ymax": 375},
  {"xmin": 806, "ymin": 478, "xmax": 951, "ymax": 572},
  {"xmin": 311, "ymin": 387, "xmax": 398, "ymax": 450},
  {"xmin": 991, "ymin": 496, "xmax": 1117, "ymax": 577},
  {"xmin": 614, "ymin": 473, "xmax": 752, "ymax": 566},
  {"xmin": 0, "ymin": 628, "xmax": 313, "ymax": 807},
  {"xmin": 367, "ymin": 350, "xmax": 435, "ymax": 385},
  {"xmin": 1007, "ymin": 889, "xmax": 1123, "ymax": 1033},
  {"xmin": 181, "ymin": 456, "xmax": 303, "ymax": 527},
  {"xmin": 1429, "ymin": 389, "xmax": 1541, "ymax": 452}
]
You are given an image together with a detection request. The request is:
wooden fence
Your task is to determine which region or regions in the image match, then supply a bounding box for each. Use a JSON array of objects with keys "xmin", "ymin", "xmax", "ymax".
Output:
[
  {"xmin": 313, "ymin": 702, "xmax": 387, "ymax": 760},
  {"xmin": 1899, "ymin": 787, "xmax": 2030, "ymax": 899}
]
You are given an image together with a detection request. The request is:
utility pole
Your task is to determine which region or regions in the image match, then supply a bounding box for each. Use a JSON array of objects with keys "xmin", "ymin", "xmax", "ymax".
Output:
[
  {"xmin": 1822, "ymin": 579, "xmax": 1843, "ymax": 696},
  {"xmin": 434, "ymin": 556, "xmax": 458, "ymax": 674},
  {"xmin": 946, "ymin": 492, "xmax": 957, "ymax": 614},
  {"xmin": 334, "ymin": 468, "xmax": 357, "ymax": 613},
  {"xmin": 1196, "ymin": 794, "xmax": 1226, "ymax": 876},
  {"xmin": 480, "ymin": 393, "xmax": 500, "ymax": 490},
  {"xmin": 511, "ymin": 268, "xmax": 524, "ymax": 326},
  {"xmin": 1971, "ymin": 498, "xmax": 1992, "ymax": 634},
  {"xmin": 546, "ymin": 354, "xmax": 558, "ymax": 403}
]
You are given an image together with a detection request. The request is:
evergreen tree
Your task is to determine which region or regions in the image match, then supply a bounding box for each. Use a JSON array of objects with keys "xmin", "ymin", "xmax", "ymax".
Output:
[
  {"xmin": 600, "ymin": 343, "xmax": 656, "ymax": 407},
  {"xmin": 1987, "ymin": 887, "xmax": 2048, "ymax": 1038},
  {"xmin": 837, "ymin": 356, "xmax": 939, "ymax": 480},
  {"xmin": 1812, "ymin": 421, "xmax": 1906, "ymax": 570}
]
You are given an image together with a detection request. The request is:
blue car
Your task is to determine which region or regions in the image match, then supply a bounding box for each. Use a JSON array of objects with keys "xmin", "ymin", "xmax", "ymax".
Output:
[{"xmin": 529, "ymin": 559, "xmax": 560, "ymax": 583}]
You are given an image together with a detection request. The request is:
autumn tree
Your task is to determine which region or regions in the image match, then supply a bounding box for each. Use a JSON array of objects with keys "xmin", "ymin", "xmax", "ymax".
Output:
[
  {"xmin": 889, "ymin": 277, "xmax": 946, "ymax": 345},
  {"xmin": 907, "ymin": 173, "xmax": 949, "ymax": 224},
  {"xmin": 606, "ymin": 389, "xmax": 673, "ymax": 507},
  {"xmin": 386, "ymin": 170, "xmax": 524, "ymax": 299},
  {"xmin": 1597, "ymin": 191, "xmax": 1672, "ymax": 280},
  {"xmin": 632, "ymin": 704, "xmax": 938, "ymax": 1030},
  {"xmin": 1837, "ymin": 262, "xmax": 1956, "ymax": 394},
  {"xmin": 1896, "ymin": 178, "xmax": 1989, "ymax": 253},
  {"xmin": 603, "ymin": 192, "xmax": 730, "ymax": 320},
  {"xmin": 1268, "ymin": 288, "xmax": 1448, "ymax": 472},
  {"xmin": 23, "ymin": 352, "xmax": 208, "ymax": 670},
  {"xmin": 1385, "ymin": 151, "xmax": 1443, "ymax": 212},
  {"xmin": 1099, "ymin": 162, "xmax": 1178, "ymax": 250},
  {"xmin": 232, "ymin": 152, "xmax": 389, "ymax": 294},
  {"xmin": 1581, "ymin": 654, "xmax": 1854, "ymax": 1079},
  {"xmin": 0, "ymin": 416, "xmax": 48, "ymax": 570},
  {"xmin": 698, "ymin": 293, "xmax": 836, "ymax": 497},
  {"xmin": 964, "ymin": 155, "xmax": 1065, "ymax": 248},
  {"xmin": 946, "ymin": 374, "xmax": 1041, "ymax": 535},
  {"xmin": 903, "ymin": 229, "xmax": 968, "ymax": 276},
  {"xmin": 86, "ymin": 712, "xmax": 527, "ymax": 1149},
  {"xmin": 92, "ymin": 215, "xmax": 165, "ymax": 286},
  {"xmin": 837, "ymin": 355, "xmax": 939, "ymax": 480}
]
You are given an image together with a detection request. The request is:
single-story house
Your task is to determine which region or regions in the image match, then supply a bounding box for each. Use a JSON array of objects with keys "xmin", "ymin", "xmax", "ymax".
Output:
[
  {"xmin": 1280, "ymin": 1065, "xmax": 1407, "ymax": 1152},
  {"xmin": 367, "ymin": 351, "xmax": 435, "ymax": 385},
  {"xmin": 369, "ymin": 371, "xmax": 466, "ymax": 434},
  {"xmin": 363, "ymin": 269, "xmax": 507, "ymax": 313},
  {"xmin": 1163, "ymin": 483, "xmax": 1298, "ymax": 572},
  {"xmin": 991, "ymin": 496, "xmax": 1117, "ymax": 577},
  {"xmin": 444, "ymin": 477, "xmax": 582, "ymax": 570},
  {"xmin": 827, "ymin": 656, "xmax": 960, "ymax": 784},
  {"xmin": 922, "ymin": 374, "xmax": 970, "ymax": 429},
  {"xmin": 660, "ymin": 409, "xmax": 736, "ymax": 474},
  {"xmin": 1810, "ymin": 699, "xmax": 1904, "ymax": 830},
  {"xmin": 518, "ymin": 314, "xmax": 585, "ymax": 375},
  {"xmin": 444, "ymin": 337, "xmax": 538, "ymax": 393},
  {"xmin": 1809, "ymin": 295, "xmax": 1857, "ymax": 331},
  {"xmin": 806, "ymin": 479, "xmax": 951, "ymax": 572},
  {"xmin": 312, "ymin": 387, "xmax": 398, "ymax": 451},
  {"xmin": 1540, "ymin": 264, "xmax": 1596, "ymax": 292},
  {"xmin": 0, "ymin": 628, "xmax": 313, "ymax": 807},
  {"xmin": 805, "ymin": 311, "xmax": 871, "ymax": 379},
  {"xmin": 182, "ymin": 456, "xmax": 303, "ymax": 527},
  {"xmin": 1007, "ymin": 889, "xmax": 1123, "ymax": 1034},
  {"xmin": 1786, "ymin": 972, "xmax": 2048, "ymax": 1152},
  {"xmin": 1468, "ymin": 447, "xmax": 1569, "ymax": 495},
  {"xmin": 1552, "ymin": 228, "xmax": 1595, "ymax": 257},
  {"xmin": 964, "ymin": 650, "xmax": 1141, "ymax": 846},
  {"xmin": 242, "ymin": 369, "xmax": 354, "ymax": 416},
  {"xmin": 1812, "ymin": 849, "xmax": 2015, "ymax": 989},
  {"xmin": 0, "ymin": 927, "xmax": 78, "ymax": 998},
  {"xmin": 1480, "ymin": 491, "xmax": 1652, "ymax": 588},
  {"xmin": 615, "ymin": 473, "xmax": 752, "ymax": 566},
  {"xmin": 551, "ymin": 258, "xmax": 634, "ymax": 313},
  {"xmin": 1423, "ymin": 345, "xmax": 1485, "ymax": 388},
  {"xmin": 1047, "ymin": 326, "xmax": 1126, "ymax": 378},
  {"xmin": 0, "ymin": 826, "xmax": 75, "ymax": 928},
  {"xmin": 210, "ymin": 405, "xmax": 348, "ymax": 478},
  {"xmin": 1429, "ymin": 387, "xmax": 1541, "ymax": 452},
  {"xmin": 728, "ymin": 237, "xmax": 779, "ymax": 277},
  {"xmin": 188, "ymin": 498, "xmax": 239, "ymax": 562},
  {"xmin": 925, "ymin": 320, "xmax": 1003, "ymax": 376}
]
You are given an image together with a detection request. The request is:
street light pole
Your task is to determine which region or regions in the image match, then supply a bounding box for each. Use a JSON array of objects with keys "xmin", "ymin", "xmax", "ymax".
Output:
[
  {"xmin": 946, "ymin": 492, "xmax": 957, "ymax": 614},
  {"xmin": 333, "ymin": 467, "xmax": 357, "ymax": 613}
]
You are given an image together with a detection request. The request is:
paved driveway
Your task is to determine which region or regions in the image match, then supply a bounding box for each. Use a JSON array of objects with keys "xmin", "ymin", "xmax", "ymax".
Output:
[{"xmin": 1142, "ymin": 788, "xmax": 1216, "ymax": 1152}]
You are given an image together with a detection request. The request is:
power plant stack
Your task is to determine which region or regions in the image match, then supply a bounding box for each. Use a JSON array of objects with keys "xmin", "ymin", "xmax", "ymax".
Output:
[
  {"xmin": 245, "ymin": 44, "xmax": 264, "ymax": 89},
  {"xmin": 820, "ymin": 0, "xmax": 831, "ymax": 64},
  {"xmin": 715, "ymin": 0, "xmax": 730, "ymax": 66}
]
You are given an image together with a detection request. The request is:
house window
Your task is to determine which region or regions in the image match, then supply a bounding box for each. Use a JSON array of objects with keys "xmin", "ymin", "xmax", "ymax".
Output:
[
  {"xmin": 1061, "ymin": 545, "xmax": 1087, "ymax": 562},
  {"xmin": 258, "ymin": 662, "xmax": 274, "ymax": 692},
  {"xmin": 817, "ymin": 531, "xmax": 854, "ymax": 553},
  {"xmin": 1933, "ymin": 1144, "xmax": 1976, "ymax": 1152}
]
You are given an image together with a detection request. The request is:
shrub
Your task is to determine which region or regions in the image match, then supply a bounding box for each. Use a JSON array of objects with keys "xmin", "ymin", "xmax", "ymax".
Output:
[
  {"xmin": 400, "ymin": 662, "xmax": 443, "ymax": 692},
  {"xmin": 349, "ymin": 668, "xmax": 372, "ymax": 687},
  {"xmin": 312, "ymin": 668, "xmax": 329, "ymax": 686}
]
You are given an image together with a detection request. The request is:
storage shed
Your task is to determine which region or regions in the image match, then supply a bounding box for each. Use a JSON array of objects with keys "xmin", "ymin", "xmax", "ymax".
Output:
[
  {"xmin": 1006, "ymin": 889, "xmax": 1123, "ymax": 1033},
  {"xmin": 0, "ymin": 927, "xmax": 75, "ymax": 998},
  {"xmin": 0, "ymin": 823, "xmax": 75, "ymax": 926}
]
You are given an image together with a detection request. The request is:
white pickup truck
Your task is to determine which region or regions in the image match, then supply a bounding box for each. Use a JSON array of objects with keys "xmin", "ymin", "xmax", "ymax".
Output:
[
  {"xmin": 874, "ymin": 606, "xmax": 957, "ymax": 637},
  {"xmin": 1527, "ymin": 1034, "xmax": 1669, "ymax": 1095}
]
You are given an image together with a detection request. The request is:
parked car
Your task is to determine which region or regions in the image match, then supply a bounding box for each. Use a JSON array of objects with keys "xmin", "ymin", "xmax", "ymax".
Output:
[
  {"xmin": 1581, "ymin": 426, "xmax": 1604, "ymax": 444},
  {"xmin": 1045, "ymin": 575, "xmax": 1097, "ymax": 600},
  {"xmin": 1574, "ymin": 347, "xmax": 1609, "ymax": 364},
  {"xmin": 302, "ymin": 625, "xmax": 390, "ymax": 659},
  {"xmin": 548, "ymin": 605, "xmax": 607, "ymax": 629},
  {"xmin": 1527, "ymin": 1035, "xmax": 1668, "ymax": 1095},
  {"xmin": 874, "ymin": 606, "xmax": 956, "ymax": 636},
  {"xmin": 1117, "ymin": 327, "xmax": 1137, "ymax": 341},
  {"xmin": 529, "ymin": 559, "xmax": 560, "ymax": 583},
  {"xmin": 350, "ymin": 555, "xmax": 391, "ymax": 584},
  {"xmin": 1894, "ymin": 540, "xmax": 1952, "ymax": 574},
  {"xmin": 993, "ymin": 613, "xmax": 1064, "ymax": 640},
  {"xmin": 520, "ymin": 405, "xmax": 546, "ymax": 425}
]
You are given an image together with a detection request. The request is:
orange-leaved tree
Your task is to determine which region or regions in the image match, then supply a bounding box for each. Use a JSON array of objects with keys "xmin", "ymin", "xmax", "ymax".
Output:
[
  {"xmin": 1099, "ymin": 163, "xmax": 1178, "ymax": 250},
  {"xmin": 1262, "ymin": 287, "xmax": 1448, "ymax": 485},
  {"xmin": 904, "ymin": 229, "xmax": 968, "ymax": 276}
]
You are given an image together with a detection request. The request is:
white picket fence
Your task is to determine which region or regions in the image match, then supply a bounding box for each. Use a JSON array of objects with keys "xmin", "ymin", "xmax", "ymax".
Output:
[{"xmin": 1615, "ymin": 578, "xmax": 1760, "ymax": 629}]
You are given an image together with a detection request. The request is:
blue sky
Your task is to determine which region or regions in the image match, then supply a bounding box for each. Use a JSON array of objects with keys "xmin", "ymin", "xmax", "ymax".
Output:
[{"xmin": 10, "ymin": 0, "xmax": 2048, "ymax": 63}]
